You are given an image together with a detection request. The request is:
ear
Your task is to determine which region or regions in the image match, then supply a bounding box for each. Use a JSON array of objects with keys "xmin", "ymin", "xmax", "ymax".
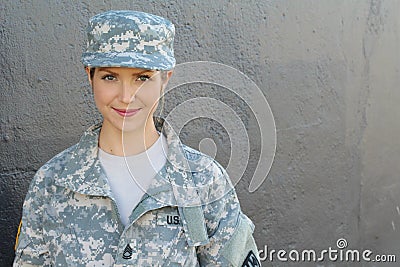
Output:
[
  {"xmin": 166, "ymin": 69, "xmax": 173, "ymax": 79},
  {"xmin": 85, "ymin": 67, "xmax": 93, "ymax": 86},
  {"xmin": 162, "ymin": 69, "xmax": 174, "ymax": 89}
]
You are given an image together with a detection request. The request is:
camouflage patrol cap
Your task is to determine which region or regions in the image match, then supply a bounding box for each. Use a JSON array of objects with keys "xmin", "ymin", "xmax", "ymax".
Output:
[{"xmin": 81, "ymin": 10, "xmax": 175, "ymax": 70}]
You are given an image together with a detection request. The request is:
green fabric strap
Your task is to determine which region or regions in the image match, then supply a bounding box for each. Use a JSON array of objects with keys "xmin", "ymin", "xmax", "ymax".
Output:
[{"xmin": 179, "ymin": 205, "xmax": 209, "ymax": 246}]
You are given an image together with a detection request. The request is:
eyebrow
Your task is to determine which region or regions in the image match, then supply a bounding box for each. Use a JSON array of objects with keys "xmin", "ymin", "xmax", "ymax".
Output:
[{"xmin": 97, "ymin": 68, "xmax": 156, "ymax": 76}]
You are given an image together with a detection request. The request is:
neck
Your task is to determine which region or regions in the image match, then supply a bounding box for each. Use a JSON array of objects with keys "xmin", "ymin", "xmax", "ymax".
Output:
[{"xmin": 98, "ymin": 118, "xmax": 159, "ymax": 156}]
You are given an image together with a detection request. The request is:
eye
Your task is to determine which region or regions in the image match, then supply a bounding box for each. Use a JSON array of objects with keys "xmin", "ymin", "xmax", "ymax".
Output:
[
  {"xmin": 136, "ymin": 75, "xmax": 151, "ymax": 82},
  {"xmin": 101, "ymin": 74, "xmax": 116, "ymax": 81}
]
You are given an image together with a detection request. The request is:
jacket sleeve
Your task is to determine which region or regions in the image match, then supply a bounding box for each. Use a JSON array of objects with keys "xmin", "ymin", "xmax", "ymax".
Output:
[
  {"xmin": 14, "ymin": 169, "xmax": 50, "ymax": 267},
  {"xmin": 195, "ymin": 163, "xmax": 261, "ymax": 267}
]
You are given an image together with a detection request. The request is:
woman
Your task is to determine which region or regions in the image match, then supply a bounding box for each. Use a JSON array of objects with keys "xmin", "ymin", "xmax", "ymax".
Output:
[{"xmin": 14, "ymin": 10, "xmax": 261, "ymax": 266}]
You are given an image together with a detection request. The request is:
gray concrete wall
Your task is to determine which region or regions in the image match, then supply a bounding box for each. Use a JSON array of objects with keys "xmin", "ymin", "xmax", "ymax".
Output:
[{"xmin": 1, "ymin": 0, "xmax": 399, "ymax": 266}]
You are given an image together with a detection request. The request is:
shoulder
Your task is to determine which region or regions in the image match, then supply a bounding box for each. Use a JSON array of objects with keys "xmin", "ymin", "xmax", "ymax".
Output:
[
  {"xmin": 38, "ymin": 144, "xmax": 77, "ymax": 175},
  {"xmin": 28, "ymin": 144, "xmax": 78, "ymax": 190},
  {"xmin": 179, "ymin": 144, "xmax": 237, "ymax": 209},
  {"xmin": 32, "ymin": 123, "xmax": 101, "ymax": 181},
  {"xmin": 181, "ymin": 144, "xmax": 226, "ymax": 176},
  {"xmin": 181, "ymin": 144, "xmax": 233, "ymax": 188}
]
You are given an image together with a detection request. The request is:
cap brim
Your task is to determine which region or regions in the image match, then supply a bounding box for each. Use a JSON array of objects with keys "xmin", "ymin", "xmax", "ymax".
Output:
[{"xmin": 81, "ymin": 51, "xmax": 175, "ymax": 70}]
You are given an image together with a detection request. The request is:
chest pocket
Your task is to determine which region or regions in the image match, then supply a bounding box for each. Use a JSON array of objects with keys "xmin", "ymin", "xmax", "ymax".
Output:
[
  {"xmin": 44, "ymin": 190, "xmax": 120, "ymax": 266},
  {"xmin": 125, "ymin": 207, "xmax": 183, "ymax": 245}
]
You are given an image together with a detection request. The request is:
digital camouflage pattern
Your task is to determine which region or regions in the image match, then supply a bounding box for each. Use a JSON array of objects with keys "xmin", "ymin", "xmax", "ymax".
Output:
[
  {"xmin": 14, "ymin": 118, "xmax": 260, "ymax": 266},
  {"xmin": 81, "ymin": 10, "xmax": 176, "ymax": 70}
]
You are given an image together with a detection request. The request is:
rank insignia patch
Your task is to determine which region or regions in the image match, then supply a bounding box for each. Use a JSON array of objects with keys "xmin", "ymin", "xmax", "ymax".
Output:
[{"xmin": 242, "ymin": 250, "xmax": 261, "ymax": 267}]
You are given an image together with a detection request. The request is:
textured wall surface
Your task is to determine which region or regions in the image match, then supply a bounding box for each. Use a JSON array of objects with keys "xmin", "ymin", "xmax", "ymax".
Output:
[{"xmin": 1, "ymin": 1, "xmax": 399, "ymax": 266}]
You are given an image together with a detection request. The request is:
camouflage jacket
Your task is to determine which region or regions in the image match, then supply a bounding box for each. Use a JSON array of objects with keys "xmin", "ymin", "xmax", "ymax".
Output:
[{"xmin": 14, "ymin": 119, "xmax": 261, "ymax": 266}]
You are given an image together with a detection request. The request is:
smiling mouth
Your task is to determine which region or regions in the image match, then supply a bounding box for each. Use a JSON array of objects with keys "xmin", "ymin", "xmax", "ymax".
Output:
[{"xmin": 112, "ymin": 107, "xmax": 141, "ymax": 117}]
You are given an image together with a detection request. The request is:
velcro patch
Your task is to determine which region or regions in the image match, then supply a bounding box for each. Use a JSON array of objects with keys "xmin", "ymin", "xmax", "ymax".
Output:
[{"xmin": 242, "ymin": 250, "xmax": 261, "ymax": 267}]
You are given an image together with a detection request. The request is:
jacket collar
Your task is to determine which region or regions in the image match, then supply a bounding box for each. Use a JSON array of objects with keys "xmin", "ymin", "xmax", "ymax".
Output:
[{"xmin": 56, "ymin": 117, "xmax": 204, "ymax": 206}]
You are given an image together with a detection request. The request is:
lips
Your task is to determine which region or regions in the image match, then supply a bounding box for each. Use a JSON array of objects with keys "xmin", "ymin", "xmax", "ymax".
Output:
[{"xmin": 112, "ymin": 107, "xmax": 141, "ymax": 117}]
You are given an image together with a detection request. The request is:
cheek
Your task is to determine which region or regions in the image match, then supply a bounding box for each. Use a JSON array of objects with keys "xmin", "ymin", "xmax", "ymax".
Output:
[
  {"xmin": 137, "ymin": 83, "xmax": 162, "ymax": 106},
  {"xmin": 93, "ymin": 85, "xmax": 115, "ymax": 107}
]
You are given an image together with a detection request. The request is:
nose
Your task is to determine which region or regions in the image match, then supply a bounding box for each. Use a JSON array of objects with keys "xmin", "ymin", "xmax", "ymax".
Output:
[{"xmin": 119, "ymin": 81, "xmax": 137, "ymax": 104}]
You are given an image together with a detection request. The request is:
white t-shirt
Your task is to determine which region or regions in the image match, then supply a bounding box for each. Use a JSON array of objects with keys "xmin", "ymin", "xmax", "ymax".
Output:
[{"xmin": 98, "ymin": 133, "xmax": 168, "ymax": 226}]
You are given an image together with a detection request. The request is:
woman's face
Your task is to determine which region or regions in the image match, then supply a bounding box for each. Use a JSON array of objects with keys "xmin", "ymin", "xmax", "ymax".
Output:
[{"xmin": 86, "ymin": 67, "xmax": 172, "ymax": 134}]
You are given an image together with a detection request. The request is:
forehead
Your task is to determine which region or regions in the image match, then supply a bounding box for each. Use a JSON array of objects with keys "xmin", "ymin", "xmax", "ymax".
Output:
[{"xmin": 97, "ymin": 67, "xmax": 157, "ymax": 74}]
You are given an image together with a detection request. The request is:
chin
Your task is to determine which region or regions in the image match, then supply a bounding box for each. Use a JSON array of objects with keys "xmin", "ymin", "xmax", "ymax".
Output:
[{"xmin": 119, "ymin": 122, "xmax": 144, "ymax": 133}]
